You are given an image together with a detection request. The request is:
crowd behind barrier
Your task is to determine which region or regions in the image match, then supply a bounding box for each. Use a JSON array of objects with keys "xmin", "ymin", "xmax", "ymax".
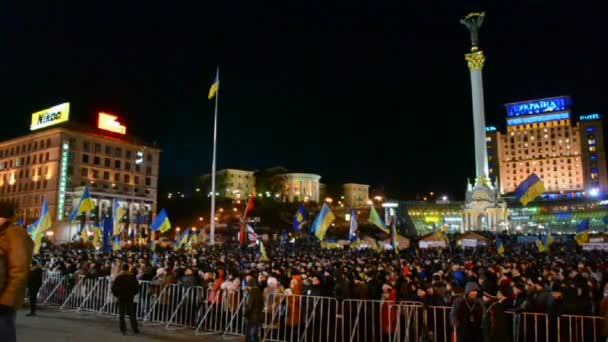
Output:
[{"xmin": 27, "ymin": 237, "xmax": 608, "ymax": 341}]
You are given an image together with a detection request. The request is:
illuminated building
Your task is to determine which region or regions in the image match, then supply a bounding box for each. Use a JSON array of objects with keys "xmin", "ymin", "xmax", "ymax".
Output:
[
  {"xmin": 487, "ymin": 96, "xmax": 608, "ymax": 198},
  {"xmin": 342, "ymin": 183, "xmax": 369, "ymax": 208},
  {"xmin": 278, "ymin": 173, "xmax": 321, "ymax": 203},
  {"xmin": 0, "ymin": 103, "xmax": 160, "ymax": 241},
  {"xmin": 200, "ymin": 168, "xmax": 255, "ymax": 199}
]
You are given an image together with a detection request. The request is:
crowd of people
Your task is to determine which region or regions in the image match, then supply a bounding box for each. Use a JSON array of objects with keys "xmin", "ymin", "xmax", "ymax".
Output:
[{"xmin": 26, "ymin": 235, "xmax": 608, "ymax": 341}]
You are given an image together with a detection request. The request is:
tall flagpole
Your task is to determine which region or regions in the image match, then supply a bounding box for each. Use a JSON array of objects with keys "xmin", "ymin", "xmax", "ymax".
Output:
[{"xmin": 209, "ymin": 67, "xmax": 219, "ymax": 245}]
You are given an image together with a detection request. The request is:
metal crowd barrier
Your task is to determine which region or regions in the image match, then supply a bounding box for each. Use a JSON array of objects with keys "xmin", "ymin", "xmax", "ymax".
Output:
[
  {"xmin": 41, "ymin": 275, "xmax": 76, "ymax": 306},
  {"xmin": 195, "ymin": 288, "xmax": 245, "ymax": 336},
  {"xmin": 423, "ymin": 306, "xmax": 455, "ymax": 342},
  {"xmin": 165, "ymin": 286, "xmax": 206, "ymax": 330},
  {"xmin": 387, "ymin": 302, "xmax": 424, "ymax": 342},
  {"xmin": 558, "ymin": 314, "xmax": 606, "ymax": 342},
  {"xmin": 142, "ymin": 283, "xmax": 185, "ymax": 325},
  {"xmin": 341, "ymin": 299, "xmax": 420, "ymax": 342},
  {"xmin": 59, "ymin": 276, "xmax": 96, "ymax": 311}
]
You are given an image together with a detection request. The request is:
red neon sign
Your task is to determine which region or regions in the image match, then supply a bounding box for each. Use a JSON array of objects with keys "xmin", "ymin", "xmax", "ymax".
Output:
[{"xmin": 98, "ymin": 112, "xmax": 127, "ymax": 135}]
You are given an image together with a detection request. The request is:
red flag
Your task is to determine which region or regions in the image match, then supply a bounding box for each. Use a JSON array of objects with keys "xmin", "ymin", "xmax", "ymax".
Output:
[{"xmin": 239, "ymin": 197, "xmax": 255, "ymax": 247}]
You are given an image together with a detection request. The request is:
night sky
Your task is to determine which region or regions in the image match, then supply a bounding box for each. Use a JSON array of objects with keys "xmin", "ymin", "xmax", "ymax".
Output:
[{"xmin": 2, "ymin": 1, "xmax": 607, "ymax": 199}]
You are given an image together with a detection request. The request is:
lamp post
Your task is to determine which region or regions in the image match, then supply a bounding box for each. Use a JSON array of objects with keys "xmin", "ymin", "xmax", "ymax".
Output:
[{"xmin": 131, "ymin": 149, "xmax": 144, "ymax": 243}]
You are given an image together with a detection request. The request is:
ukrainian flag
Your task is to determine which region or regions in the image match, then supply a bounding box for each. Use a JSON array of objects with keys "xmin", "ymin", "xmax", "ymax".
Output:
[
  {"xmin": 113, "ymin": 236, "xmax": 122, "ymax": 251},
  {"xmin": 92, "ymin": 226, "xmax": 103, "ymax": 249},
  {"xmin": 368, "ymin": 206, "xmax": 389, "ymax": 234},
  {"xmin": 81, "ymin": 226, "xmax": 89, "ymax": 242},
  {"xmin": 173, "ymin": 230, "xmax": 190, "ymax": 251},
  {"xmin": 536, "ymin": 231, "xmax": 554, "ymax": 253},
  {"xmin": 150, "ymin": 209, "xmax": 172, "ymax": 233},
  {"xmin": 70, "ymin": 187, "xmax": 96, "ymax": 221},
  {"xmin": 575, "ymin": 219, "xmax": 590, "ymax": 246},
  {"xmin": 496, "ymin": 238, "xmax": 505, "ymax": 255},
  {"xmin": 112, "ymin": 199, "xmax": 126, "ymax": 236},
  {"xmin": 514, "ymin": 174, "xmax": 545, "ymax": 206},
  {"xmin": 293, "ymin": 205, "xmax": 308, "ymax": 233},
  {"xmin": 208, "ymin": 67, "xmax": 219, "ymax": 100},
  {"xmin": 33, "ymin": 230, "xmax": 44, "ymax": 255},
  {"xmin": 31, "ymin": 197, "xmax": 53, "ymax": 237},
  {"xmin": 259, "ymin": 241, "xmax": 270, "ymax": 262},
  {"xmin": 310, "ymin": 203, "xmax": 335, "ymax": 240},
  {"xmin": 349, "ymin": 209, "xmax": 359, "ymax": 244}
]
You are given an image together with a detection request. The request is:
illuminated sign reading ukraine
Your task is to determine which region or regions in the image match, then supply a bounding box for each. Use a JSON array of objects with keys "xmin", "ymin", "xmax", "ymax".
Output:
[
  {"xmin": 505, "ymin": 96, "xmax": 570, "ymax": 117},
  {"xmin": 507, "ymin": 112, "xmax": 570, "ymax": 126},
  {"xmin": 580, "ymin": 113, "xmax": 600, "ymax": 121}
]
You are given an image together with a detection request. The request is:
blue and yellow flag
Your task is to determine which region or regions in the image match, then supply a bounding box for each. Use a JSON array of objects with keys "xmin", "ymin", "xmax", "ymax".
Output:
[
  {"xmin": 515, "ymin": 174, "xmax": 545, "ymax": 206},
  {"xmin": 259, "ymin": 240, "xmax": 270, "ymax": 262},
  {"xmin": 293, "ymin": 205, "xmax": 308, "ymax": 233},
  {"xmin": 113, "ymin": 236, "xmax": 122, "ymax": 251},
  {"xmin": 173, "ymin": 230, "xmax": 190, "ymax": 251},
  {"xmin": 31, "ymin": 197, "xmax": 53, "ymax": 237},
  {"xmin": 150, "ymin": 209, "xmax": 171, "ymax": 233},
  {"xmin": 575, "ymin": 219, "xmax": 590, "ymax": 246},
  {"xmin": 536, "ymin": 231, "xmax": 554, "ymax": 253},
  {"xmin": 112, "ymin": 199, "xmax": 126, "ymax": 236},
  {"xmin": 70, "ymin": 187, "xmax": 96, "ymax": 221},
  {"xmin": 92, "ymin": 226, "xmax": 103, "ymax": 249},
  {"xmin": 208, "ymin": 67, "xmax": 219, "ymax": 100},
  {"xmin": 496, "ymin": 238, "xmax": 505, "ymax": 255},
  {"xmin": 368, "ymin": 206, "xmax": 389, "ymax": 234},
  {"xmin": 310, "ymin": 203, "xmax": 335, "ymax": 240},
  {"xmin": 149, "ymin": 240, "xmax": 157, "ymax": 252},
  {"xmin": 33, "ymin": 230, "xmax": 44, "ymax": 255}
]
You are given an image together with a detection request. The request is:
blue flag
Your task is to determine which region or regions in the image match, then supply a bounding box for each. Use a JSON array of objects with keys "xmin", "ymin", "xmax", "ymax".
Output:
[
  {"xmin": 349, "ymin": 209, "xmax": 359, "ymax": 244},
  {"xmin": 293, "ymin": 205, "xmax": 308, "ymax": 233}
]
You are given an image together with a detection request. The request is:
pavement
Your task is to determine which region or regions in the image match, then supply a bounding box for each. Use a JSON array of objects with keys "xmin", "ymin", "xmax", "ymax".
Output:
[{"xmin": 16, "ymin": 308, "xmax": 238, "ymax": 342}]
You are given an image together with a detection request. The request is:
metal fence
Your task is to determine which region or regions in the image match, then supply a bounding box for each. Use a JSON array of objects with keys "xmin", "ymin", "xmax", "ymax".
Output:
[{"xmin": 40, "ymin": 277, "xmax": 607, "ymax": 342}]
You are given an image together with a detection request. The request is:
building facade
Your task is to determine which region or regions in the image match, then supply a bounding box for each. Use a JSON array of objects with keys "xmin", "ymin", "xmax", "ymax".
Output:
[
  {"xmin": 278, "ymin": 173, "xmax": 321, "ymax": 203},
  {"xmin": 0, "ymin": 126, "xmax": 160, "ymax": 240},
  {"xmin": 488, "ymin": 96, "xmax": 608, "ymax": 199},
  {"xmin": 216, "ymin": 169, "xmax": 255, "ymax": 199},
  {"xmin": 342, "ymin": 183, "xmax": 369, "ymax": 208}
]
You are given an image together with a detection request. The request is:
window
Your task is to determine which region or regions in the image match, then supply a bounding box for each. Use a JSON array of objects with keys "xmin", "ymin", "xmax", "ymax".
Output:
[
  {"xmin": 125, "ymin": 162, "xmax": 131, "ymax": 171},
  {"xmin": 125, "ymin": 150, "xmax": 132, "ymax": 159},
  {"xmin": 115, "ymin": 160, "xmax": 121, "ymax": 169},
  {"xmin": 114, "ymin": 147, "xmax": 122, "ymax": 158},
  {"xmin": 94, "ymin": 156, "xmax": 100, "ymax": 165},
  {"xmin": 114, "ymin": 173, "xmax": 120, "ymax": 182},
  {"xmin": 105, "ymin": 146, "xmax": 112, "ymax": 155},
  {"xmin": 147, "ymin": 154, "xmax": 152, "ymax": 162},
  {"xmin": 46, "ymin": 139, "xmax": 51, "ymax": 148},
  {"xmin": 83, "ymin": 141, "xmax": 89, "ymax": 151},
  {"xmin": 145, "ymin": 177, "xmax": 151, "ymax": 186},
  {"xmin": 92, "ymin": 169, "xmax": 99, "ymax": 179},
  {"xmin": 146, "ymin": 166, "xmax": 152, "ymax": 175},
  {"xmin": 135, "ymin": 165, "xmax": 141, "ymax": 173},
  {"xmin": 82, "ymin": 154, "xmax": 90, "ymax": 163},
  {"xmin": 94, "ymin": 143, "xmax": 101, "ymax": 153},
  {"xmin": 134, "ymin": 176, "xmax": 139, "ymax": 185},
  {"xmin": 104, "ymin": 158, "xmax": 111, "ymax": 167},
  {"xmin": 124, "ymin": 175, "xmax": 130, "ymax": 183},
  {"xmin": 103, "ymin": 171, "xmax": 110, "ymax": 180}
]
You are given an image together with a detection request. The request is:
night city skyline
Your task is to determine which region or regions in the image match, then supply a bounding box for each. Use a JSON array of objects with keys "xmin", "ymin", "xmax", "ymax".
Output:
[{"xmin": 2, "ymin": 1, "xmax": 608, "ymax": 200}]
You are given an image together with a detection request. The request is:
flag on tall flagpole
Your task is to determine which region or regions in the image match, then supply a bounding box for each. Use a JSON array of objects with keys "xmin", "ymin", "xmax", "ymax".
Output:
[
  {"xmin": 349, "ymin": 209, "xmax": 359, "ymax": 244},
  {"xmin": 150, "ymin": 209, "xmax": 171, "ymax": 233},
  {"xmin": 368, "ymin": 206, "xmax": 389, "ymax": 234},
  {"xmin": 112, "ymin": 199, "xmax": 126, "ymax": 236},
  {"xmin": 515, "ymin": 174, "xmax": 545, "ymax": 206},
  {"xmin": 239, "ymin": 197, "xmax": 255, "ymax": 247},
  {"xmin": 310, "ymin": 203, "xmax": 335, "ymax": 240},
  {"xmin": 70, "ymin": 187, "xmax": 96, "ymax": 221},
  {"xmin": 208, "ymin": 67, "xmax": 220, "ymax": 100}
]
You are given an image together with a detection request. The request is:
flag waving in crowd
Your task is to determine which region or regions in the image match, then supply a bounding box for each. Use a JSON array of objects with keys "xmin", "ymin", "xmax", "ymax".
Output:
[
  {"xmin": 310, "ymin": 203, "xmax": 335, "ymax": 240},
  {"xmin": 575, "ymin": 219, "xmax": 590, "ymax": 246},
  {"xmin": 496, "ymin": 238, "xmax": 505, "ymax": 255},
  {"xmin": 112, "ymin": 199, "xmax": 126, "ymax": 236},
  {"xmin": 293, "ymin": 205, "xmax": 308, "ymax": 233},
  {"xmin": 368, "ymin": 206, "xmax": 389, "ymax": 234},
  {"xmin": 349, "ymin": 209, "xmax": 359, "ymax": 245},
  {"xmin": 150, "ymin": 209, "xmax": 171, "ymax": 233},
  {"xmin": 239, "ymin": 197, "xmax": 255, "ymax": 247},
  {"xmin": 515, "ymin": 173, "xmax": 545, "ymax": 206},
  {"xmin": 70, "ymin": 187, "xmax": 96, "ymax": 221}
]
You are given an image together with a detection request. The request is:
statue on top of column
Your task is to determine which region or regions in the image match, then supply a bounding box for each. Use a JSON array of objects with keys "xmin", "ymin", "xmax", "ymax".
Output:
[{"xmin": 460, "ymin": 12, "xmax": 485, "ymax": 51}]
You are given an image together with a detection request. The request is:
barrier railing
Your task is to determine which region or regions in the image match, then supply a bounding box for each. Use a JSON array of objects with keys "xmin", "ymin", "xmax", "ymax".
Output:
[
  {"xmin": 78, "ymin": 278, "xmax": 107, "ymax": 313},
  {"xmin": 165, "ymin": 286, "xmax": 206, "ymax": 330},
  {"xmin": 41, "ymin": 275, "xmax": 77, "ymax": 306},
  {"xmin": 195, "ymin": 288, "xmax": 245, "ymax": 336},
  {"xmin": 142, "ymin": 283, "xmax": 184, "ymax": 325},
  {"xmin": 388, "ymin": 303, "xmax": 424, "ymax": 342},
  {"xmin": 423, "ymin": 306, "xmax": 455, "ymax": 342},
  {"xmin": 59, "ymin": 276, "xmax": 95, "ymax": 311},
  {"xmin": 558, "ymin": 314, "xmax": 606, "ymax": 342}
]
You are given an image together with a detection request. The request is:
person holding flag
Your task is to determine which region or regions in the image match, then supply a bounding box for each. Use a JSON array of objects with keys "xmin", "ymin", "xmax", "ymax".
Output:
[
  {"xmin": 239, "ymin": 197, "xmax": 255, "ymax": 248},
  {"xmin": 514, "ymin": 173, "xmax": 545, "ymax": 206},
  {"xmin": 173, "ymin": 229, "xmax": 190, "ymax": 252},
  {"xmin": 70, "ymin": 187, "xmax": 96, "ymax": 221},
  {"xmin": 112, "ymin": 199, "xmax": 126, "ymax": 237},
  {"xmin": 149, "ymin": 209, "xmax": 171, "ymax": 234},
  {"xmin": 368, "ymin": 206, "xmax": 389, "ymax": 234},
  {"xmin": 349, "ymin": 209, "xmax": 360, "ymax": 246},
  {"xmin": 496, "ymin": 238, "xmax": 505, "ymax": 256},
  {"xmin": 30, "ymin": 197, "xmax": 53, "ymax": 255}
]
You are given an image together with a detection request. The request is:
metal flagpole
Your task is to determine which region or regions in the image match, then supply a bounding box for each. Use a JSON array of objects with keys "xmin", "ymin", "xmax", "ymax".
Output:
[{"xmin": 209, "ymin": 66, "xmax": 220, "ymax": 245}]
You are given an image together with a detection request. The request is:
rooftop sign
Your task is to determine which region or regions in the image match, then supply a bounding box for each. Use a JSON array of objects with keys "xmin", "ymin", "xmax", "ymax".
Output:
[
  {"xmin": 505, "ymin": 96, "xmax": 570, "ymax": 117},
  {"xmin": 30, "ymin": 102, "xmax": 70, "ymax": 131},
  {"xmin": 98, "ymin": 112, "xmax": 127, "ymax": 134}
]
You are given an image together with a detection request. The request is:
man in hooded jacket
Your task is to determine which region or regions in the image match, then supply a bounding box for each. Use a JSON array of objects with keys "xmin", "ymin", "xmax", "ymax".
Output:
[{"xmin": 450, "ymin": 281, "xmax": 485, "ymax": 342}]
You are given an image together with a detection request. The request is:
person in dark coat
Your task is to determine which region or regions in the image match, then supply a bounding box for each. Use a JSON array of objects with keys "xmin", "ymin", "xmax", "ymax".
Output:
[
  {"xmin": 26, "ymin": 260, "xmax": 43, "ymax": 317},
  {"xmin": 450, "ymin": 281, "xmax": 485, "ymax": 342},
  {"xmin": 244, "ymin": 275, "xmax": 263, "ymax": 342},
  {"xmin": 111, "ymin": 263, "xmax": 140, "ymax": 335},
  {"xmin": 481, "ymin": 288, "xmax": 510, "ymax": 342}
]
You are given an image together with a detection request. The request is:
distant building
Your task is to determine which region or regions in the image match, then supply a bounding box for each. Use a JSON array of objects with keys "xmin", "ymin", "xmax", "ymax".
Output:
[
  {"xmin": 200, "ymin": 168, "xmax": 255, "ymax": 200},
  {"xmin": 487, "ymin": 96, "xmax": 608, "ymax": 199},
  {"xmin": 278, "ymin": 173, "xmax": 321, "ymax": 203},
  {"xmin": 342, "ymin": 183, "xmax": 369, "ymax": 208}
]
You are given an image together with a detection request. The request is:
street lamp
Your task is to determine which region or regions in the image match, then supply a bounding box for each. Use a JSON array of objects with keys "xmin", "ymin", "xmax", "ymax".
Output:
[
  {"xmin": 374, "ymin": 196, "xmax": 383, "ymax": 202},
  {"xmin": 325, "ymin": 197, "xmax": 333, "ymax": 204}
]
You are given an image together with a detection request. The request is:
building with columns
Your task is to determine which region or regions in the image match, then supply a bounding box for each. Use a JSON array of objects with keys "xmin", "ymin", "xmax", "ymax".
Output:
[
  {"xmin": 342, "ymin": 183, "xmax": 370, "ymax": 208},
  {"xmin": 0, "ymin": 103, "xmax": 160, "ymax": 242},
  {"xmin": 278, "ymin": 173, "xmax": 321, "ymax": 203}
]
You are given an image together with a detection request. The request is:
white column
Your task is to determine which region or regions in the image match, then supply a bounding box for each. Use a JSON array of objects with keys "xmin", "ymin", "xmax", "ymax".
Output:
[
  {"xmin": 289, "ymin": 179, "xmax": 294, "ymax": 202},
  {"xmin": 466, "ymin": 51, "xmax": 489, "ymax": 181}
]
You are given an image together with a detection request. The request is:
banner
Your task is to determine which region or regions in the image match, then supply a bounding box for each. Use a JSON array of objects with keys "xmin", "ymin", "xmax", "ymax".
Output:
[
  {"xmin": 461, "ymin": 239, "xmax": 478, "ymax": 248},
  {"xmin": 582, "ymin": 243, "xmax": 608, "ymax": 251},
  {"xmin": 419, "ymin": 240, "xmax": 447, "ymax": 249}
]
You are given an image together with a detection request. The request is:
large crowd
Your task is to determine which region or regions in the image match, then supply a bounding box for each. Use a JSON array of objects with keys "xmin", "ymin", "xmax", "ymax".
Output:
[{"xmin": 25, "ymin": 236, "xmax": 608, "ymax": 341}]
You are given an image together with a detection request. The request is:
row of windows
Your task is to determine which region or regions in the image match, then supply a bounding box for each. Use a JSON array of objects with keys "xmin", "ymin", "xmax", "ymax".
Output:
[
  {"xmin": 80, "ymin": 167, "xmax": 153, "ymax": 186},
  {"xmin": 81, "ymin": 141, "xmax": 153, "ymax": 162},
  {"xmin": 0, "ymin": 138, "xmax": 52, "ymax": 158},
  {"xmin": 0, "ymin": 198, "xmax": 43, "ymax": 218},
  {"xmin": 83, "ymin": 180, "xmax": 152, "ymax": 195},
  {"xmin": 0, "ymin": 152, "xmax": 51, "ymax": 170},
  {"xmin": 81, "ymin": 154, "xmax": 153, "ymax": 174},
  {"xmin": 0, "ymin": 180, "xmax": 49, "ymax": 194},
  {"xmin": 507, "ymin": 120, "xmax": 572, "ymax": 131}
]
